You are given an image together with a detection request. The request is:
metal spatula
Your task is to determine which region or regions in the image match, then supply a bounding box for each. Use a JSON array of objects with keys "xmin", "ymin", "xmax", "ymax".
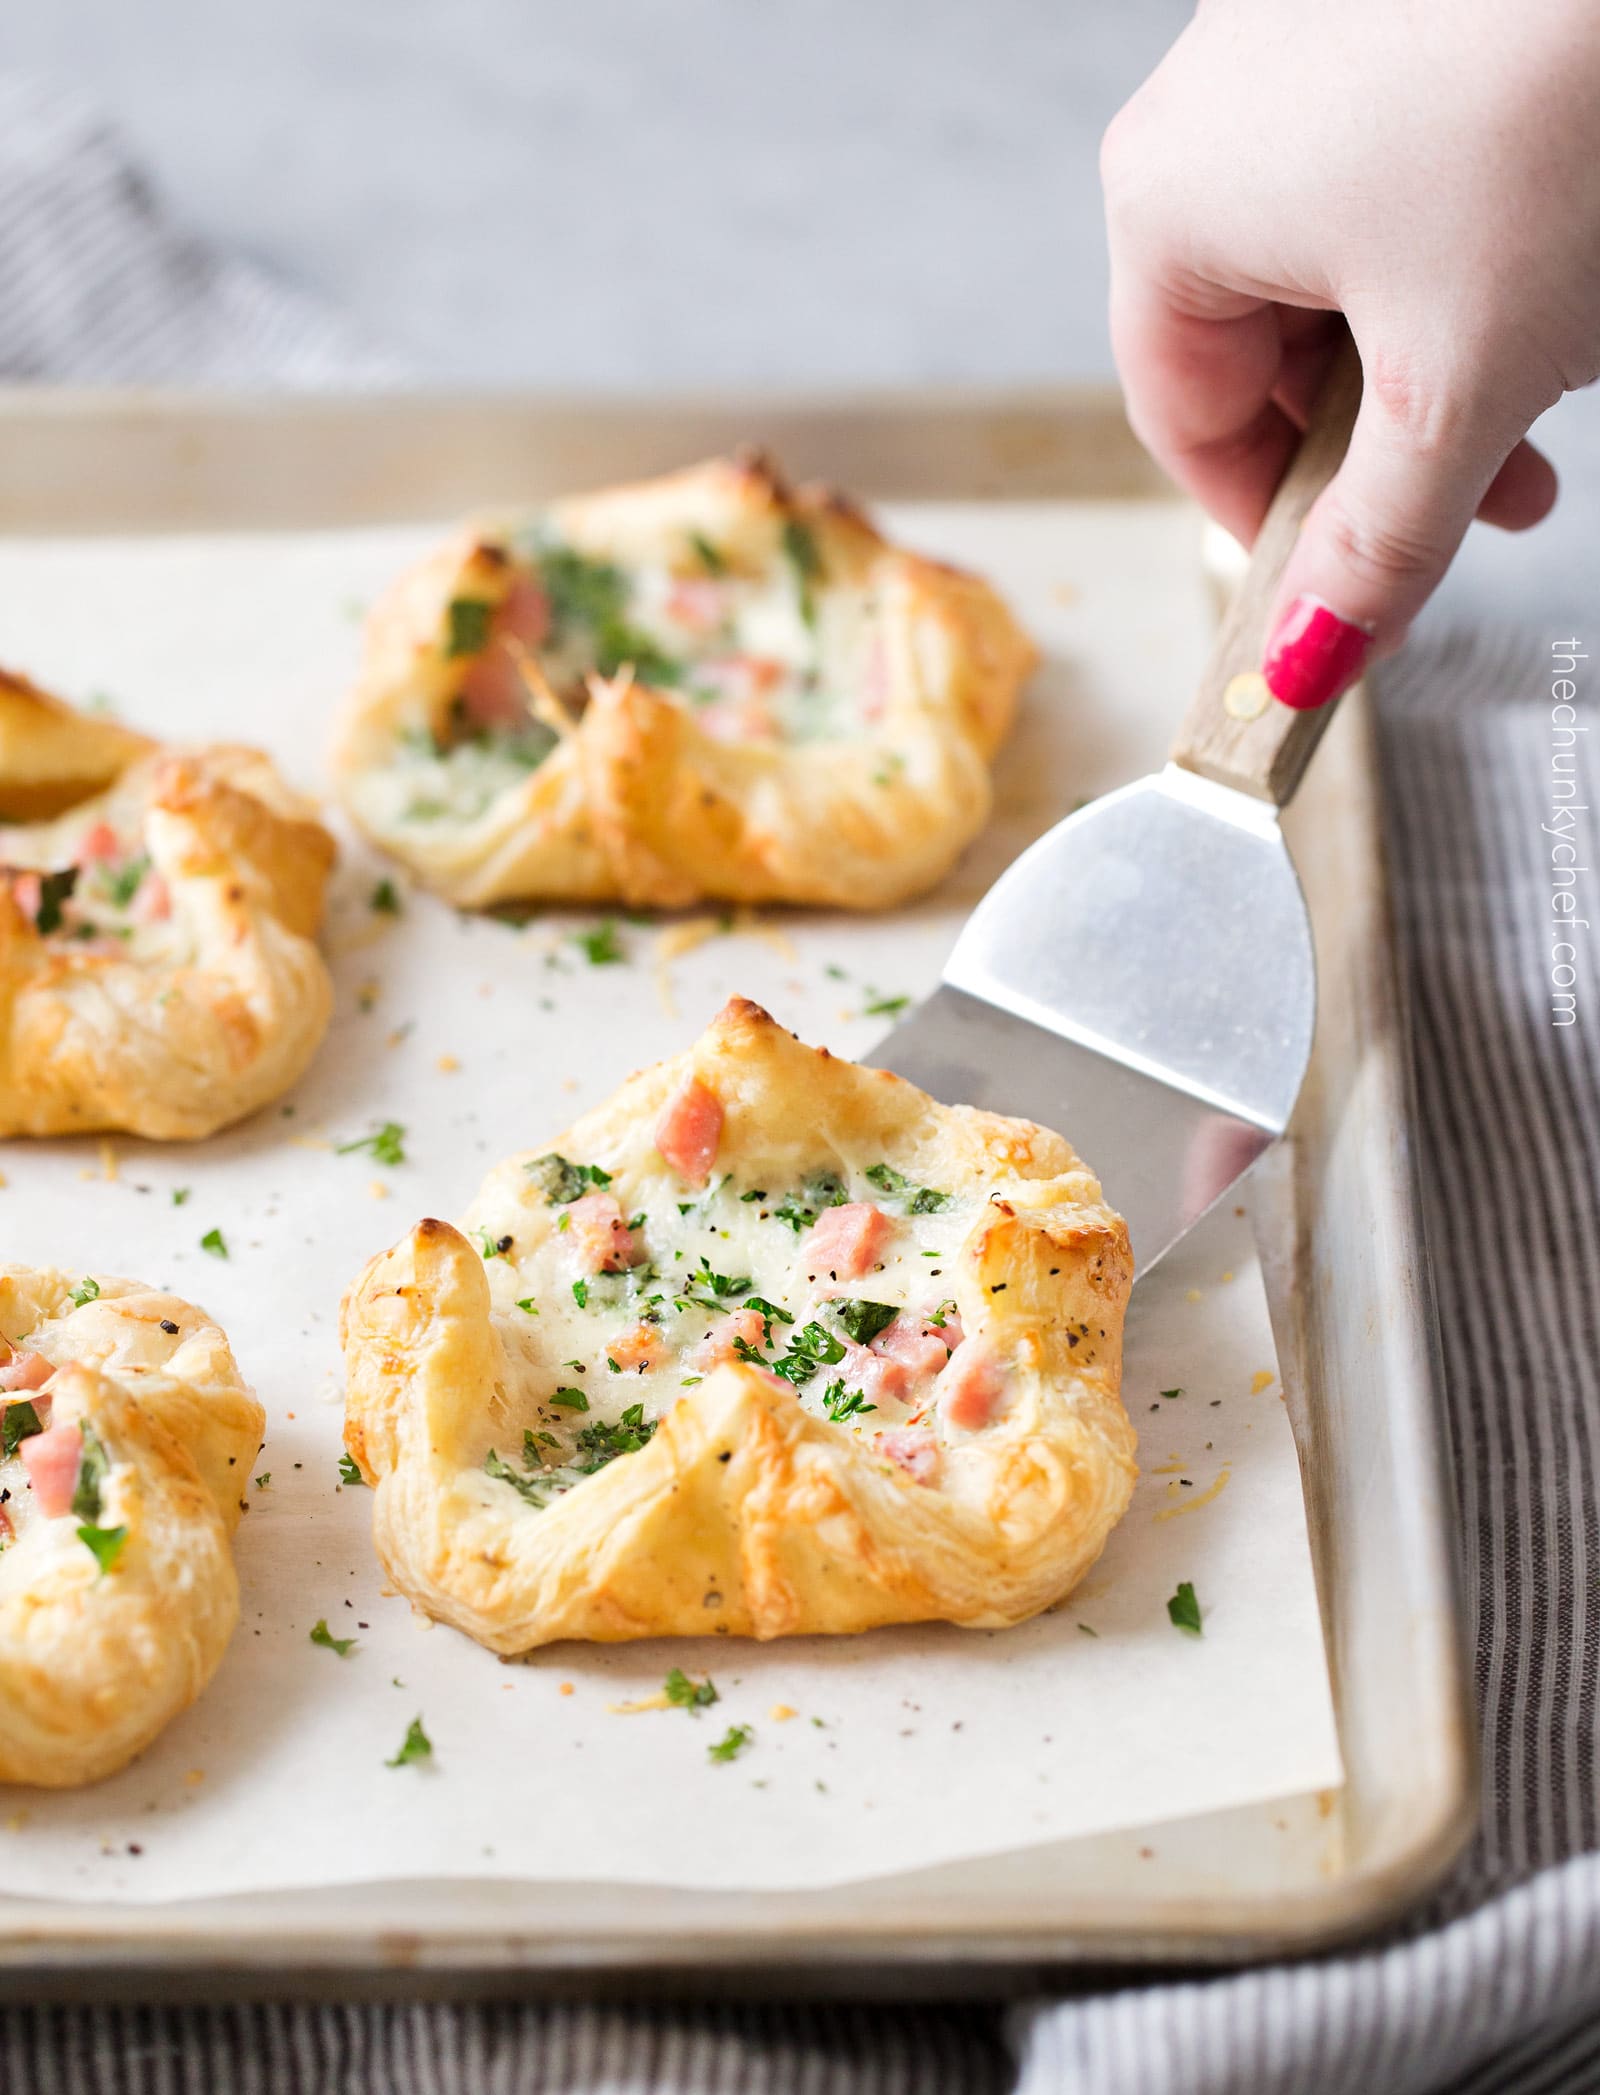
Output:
[{"xmin": 874, "ymin": 348, "xmax": 1365, "ymax": 1275}]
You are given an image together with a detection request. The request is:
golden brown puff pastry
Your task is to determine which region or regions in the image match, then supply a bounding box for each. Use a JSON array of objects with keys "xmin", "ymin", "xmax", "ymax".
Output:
[
  {"xmin": 341, "ymin": 997, "xmax": 1135, "ymax": 1653},
  {"xmin": 0, "ymin": 1266, "xmax": 264, "ymax": 1788},
  {"xmin": 0, "ymin": 677, "xmax": 337, "ymax": 1139},
  {"xmin": 0, "ymin": 668, "xmax": 154, "ymax": 823},
  {"xmin": 330, "ymin": 453, "xmax": 1035, "ymax": 912}
]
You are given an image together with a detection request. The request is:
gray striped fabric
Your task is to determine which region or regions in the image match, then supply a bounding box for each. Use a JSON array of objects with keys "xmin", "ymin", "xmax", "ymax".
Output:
[
  {"xmin": 1012, "ymin": 636, "xmax": 1600, "ymax": 2093},
  {"xmin": 1, "ymin": 73, "xmax": 1596, "ymax": 2095},
  {"xmin": 0, "ymin": 74, "xmax": 400, "ymax": 385}
]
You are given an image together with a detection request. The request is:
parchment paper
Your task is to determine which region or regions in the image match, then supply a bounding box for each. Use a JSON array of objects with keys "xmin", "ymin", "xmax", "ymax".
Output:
[{"xmin": 0, "ymin": 504, "xmax": 1342, "ymax": 1899}]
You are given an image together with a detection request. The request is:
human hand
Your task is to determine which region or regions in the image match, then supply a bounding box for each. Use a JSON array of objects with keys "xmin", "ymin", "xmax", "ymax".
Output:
[{"xmin": 1101, "ymin": 0, "xmax": 1600, "ymax": 709}]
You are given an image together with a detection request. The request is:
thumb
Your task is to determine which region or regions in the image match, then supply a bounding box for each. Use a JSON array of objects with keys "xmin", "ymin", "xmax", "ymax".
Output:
[{"xmin": 1260, "ymin": 374, "xmax": 1511, "ymax": 712}]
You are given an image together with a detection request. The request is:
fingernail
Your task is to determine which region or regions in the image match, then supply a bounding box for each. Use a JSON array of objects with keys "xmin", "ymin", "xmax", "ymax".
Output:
[{"xmin": 1261, "ymin": 594, "xmax": 1373, "ymax": 712}]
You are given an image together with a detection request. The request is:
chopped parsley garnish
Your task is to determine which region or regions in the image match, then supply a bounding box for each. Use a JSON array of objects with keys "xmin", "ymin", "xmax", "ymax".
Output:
[
  {"xmin": 200, "ymin": 1228, "xmax": 228, "ymax": 1259},
  {"xmin": 103, "ymin": 855, "xmax": 149, "ymax": 909},
  {"xmin": 474, "ymin": 1228, "xmax": 511, "ymax": 1261},
  {"xmin": 532, "ymin": 544, "xmax": 683, "ymax": 686},
  {"xmin": 821, "ymin": 1381, "xmax": 876, "ymax": 1423},
  {"xmin": 1, "ymin": 1399, "xmax": 43, "ymax": 1459},
  {"xmin": 865, "ymin": 1162, "xmax": 952, "ymax": 1214},
  {"xmin": 68, "ymin": 1276, "xmax": 101, "ymax": 1309},
  {"xmin": 573, "ymin": 919, "xmax": 625, "ymax": 966},
  {"xmin": 664, "ymin": 1666, "xmax": 719, "ymax": 1713},
  {"xmin": 310, "ymin": 1618, "xmax": 357, "ymax": 1656},
  {"xmin": 485, "ymin": 1403, "xmax": 656, "ymax": 1512},
  {"xmin": 338, "ymin": 1452, "xmax": 365, "ymax": 1486},
  {"xmin": 516, "ymin": 1297, "xmax": 539, "ymax": 1314},
  {"xmin": 690, "ymin": 1257, "xmax": 752, "ymax": 1307},
  {"xmin": 71, "ymin": 1426, "xmax": 110, "ymax": 1522},
  {"xmin": 337, "ymin": 1121, "xmax": 407, "ymax": 1168},
  {"xmin": 708, "ymin": 1723, "xmax": 754, "ymax": 1764},
  {"xmin": 537, "ymin": 544, "xmax": 629, "ymax": 636},
  {"xmin": 171, "ymin": 1187, "xmax": 191, "ymax": 1207},
  {"xmin": 444, "ymin": 597, "xmax": 494, "ymax": 658},
  {"xmin": 770, "ymin": 1321, "xmax": 847, "ymax": 1387},
  {"xmin": 742, "ymin": 1294, "xmax": 794, "ymax": 1337},
  {"xmin": 386, "ymin": 1716, "xmax": 433, "ymax": 1768},
  {"xmin": 862, "ymin": 992, "xmax": 910, "ymax": 1019},
  {"xmin": 528, "ymin": 1153, "xmax": 612, "ymax": 1203},
  {"xmin": 740, "ymin": 1188, "xmax": 767, "ymax": 1203},
  {"xmin": 829, "ymin": 1298, "xmax": 897, "ymax": 1346},
  {"xmin": 254, "ymin": 1473, "xmax": 271, "ymax": 1490},
  {"xmin": 781, "ymin": 517, "xmax": 823, "ymax": 628},
  {"xmin": 1167, "ymin": 1581, "xmax": 1203, "ymax": 1637},
  {"xmin": 573, "ymin": 1404, "xmax": 657, "ymax": 1469},
  {"xmin": 370, "ymin": 878, "xmax": 402, "ymax": 915},
  {"xmin": 571, "ymin": 1279, "xmax": 589, "ymax": 1310},
  {"xmin": 688, "ymin": 531, "xmax": 726, "ymax": 577},
  {"xmin": 1159, "ymin": 1387, "xmax": 1184, "ymax": 1400},
  {"xmin": 33, "ymin": 866, "xmax": 79, "ymax": 936},
  {"xmin": 485, "ymin": 1447, "xmax": 550, "ymax": 1505},
  {"xmin": 77, "ymin": 1523, "xmax": 128, "ymax": 1576},
  {"xmin": 772, "ymin": 1169, "xmax": 849, "ymax": 1233}
]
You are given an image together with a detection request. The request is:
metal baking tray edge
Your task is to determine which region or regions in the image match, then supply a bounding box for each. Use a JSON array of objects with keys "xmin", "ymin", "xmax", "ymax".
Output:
[{"xmin": 0, "ymin": 387, "xmax": 1475, "ymax": 1992}]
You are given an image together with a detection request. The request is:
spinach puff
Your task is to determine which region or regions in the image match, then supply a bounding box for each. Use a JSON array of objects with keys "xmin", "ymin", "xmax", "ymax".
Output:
[
  {"xmin": 341, "ymin": 998, "xmax": 1135, "ymax": 1652},
  {"xmin": 330, "ymin": 453, "xmax": 1034, "ymax": 910},
  {"xmin": 0, "ymin": 675, "xmax": 336, "ymax": 1139},
  {"xmin": 0, "ymin": 1266, "xmax": 264, "ymax": 1788}
]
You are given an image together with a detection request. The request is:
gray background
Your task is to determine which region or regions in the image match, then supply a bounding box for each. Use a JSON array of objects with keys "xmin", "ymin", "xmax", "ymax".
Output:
[{"xmin": 2, "ymin": 0, "xmax": 1593, "ymax": 623}]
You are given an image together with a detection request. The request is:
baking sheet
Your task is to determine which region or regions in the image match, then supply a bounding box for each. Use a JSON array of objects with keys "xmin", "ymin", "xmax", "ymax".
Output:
[{"xmin": 0, "ymin": 505, "xmax": 1341, "ymax": 1900}]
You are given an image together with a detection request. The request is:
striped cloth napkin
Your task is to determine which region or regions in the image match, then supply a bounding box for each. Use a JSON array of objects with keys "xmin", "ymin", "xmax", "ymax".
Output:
[{"xmin": 2, "ymin": 71, "xmax": 1596, "ymax": 2095}]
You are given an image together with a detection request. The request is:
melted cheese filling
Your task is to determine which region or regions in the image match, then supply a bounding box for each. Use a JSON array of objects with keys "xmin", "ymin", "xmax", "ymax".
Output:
[
  {"xmin": 362, "ymin": 529, "xmax": 892, "ymax": 836},
  {"xmin": 2, "ymin": 813, "xmax": 187, "ymax": 968},
  {"xmin": 474, "ymin": 1168, "xmax": 966, "ymax": 1509}
]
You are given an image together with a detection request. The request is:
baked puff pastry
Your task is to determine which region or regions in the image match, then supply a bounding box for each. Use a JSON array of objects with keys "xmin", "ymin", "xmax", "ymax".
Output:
[
  {"xmin": 0, "ymin": 1267, "xmax": 264, "ymax": 1788},
  {"xmin": 0, "ymin": 676, "xmax": 336, "ymax": 1139},
  {"xmin": 331, "ymin": 453, "xmax": 1035, "ymax": 911},
  {"xmin": 341, "ymin": 998, "xmax": 1135, "ymax": 1652}
]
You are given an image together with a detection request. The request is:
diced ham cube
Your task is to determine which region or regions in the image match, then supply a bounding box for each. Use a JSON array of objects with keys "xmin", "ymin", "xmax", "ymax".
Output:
[
  {"xmin": 878, "ymin": 1427, "xmax": 940, "ymax": 1485},
  {"xmin": 0, "ymin": 1350, "xmax": 54, "ymax": 1393},
  {"xmin": 458, "ymin": 651, "xmax": 528, "ymax": 730},
  {"xmin": 800, "ymin": 1202, "xmax": 891, "ymax": 1285},
  {"xmin": 75, "ymin": 822, "xmax": 121, "ymax": 865},
  {"xmin": 690, "ymin": 1305, "xmax": 768, "ymax": 1371},
  {"xmin": 653, "ymin": 1075, "xmax": 723, "ymax": 1185},
  {"xmin": 495, "ymin": 575, "xmax": 551, "ymax": 651},
  {"xmin": 566, "ymin": 1191, "xmax": 638, "ymax": 1274},
  {"xmin": 936, "ymin": 1338, "xmax": 1006, "ymax": 1432},
  {"xmin": 607, "ymin": 1323, "xmax": 668, "ymax": 1374},
  {"xmin": 861, "ymin": 632, "xmax": 891, "ymax": 721},
  {"xmin": 697, "ymin": 695, "xmax": 778, "ymax": 745},
  {"xmin": 836, "ymin": 1339, "xmax": 913, "ymax": 1409},
  {"xmin": 871, "ymin": 1315, "xmax": 956, "ymax": 1382},
  {"xmin": 664, "ymin": 578, "xmax": 728, "ymax": 632},
  {"xmin": 22, "ymin": 1420, "xmax": 83, "ymax": 1519},
  {"xmin": 694, "ymin": 654, "xmax": 785, "ymax": 702},
  {"xmin": 133, "ymin": 871, "xmax": 172, "ymax": 922},
  {"xmin": 457, "ymin": 577, "xmax": 552, "ymax": 730}
]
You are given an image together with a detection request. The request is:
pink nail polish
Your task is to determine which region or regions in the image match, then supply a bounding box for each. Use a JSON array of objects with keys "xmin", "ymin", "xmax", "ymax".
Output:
[{"xmin": 1262, "ymin": 595, "xmax": 1373, "ymax": 712}]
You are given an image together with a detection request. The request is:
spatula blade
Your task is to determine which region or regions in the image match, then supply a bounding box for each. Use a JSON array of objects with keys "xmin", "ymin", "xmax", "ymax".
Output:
[
  {"xmin": 873, "ymin": 984, "xmax": 1273, "ymax": 1277},
  {"xmin": 870, "ymin": 765, "xmax": 1315, "ymax": 1275}
]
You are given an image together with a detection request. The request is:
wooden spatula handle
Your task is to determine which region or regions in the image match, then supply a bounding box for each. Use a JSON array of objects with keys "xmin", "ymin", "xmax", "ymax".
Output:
[{"xmin": 1170, "ymin": 336, "xmax": 1365, "ymax": 806}]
